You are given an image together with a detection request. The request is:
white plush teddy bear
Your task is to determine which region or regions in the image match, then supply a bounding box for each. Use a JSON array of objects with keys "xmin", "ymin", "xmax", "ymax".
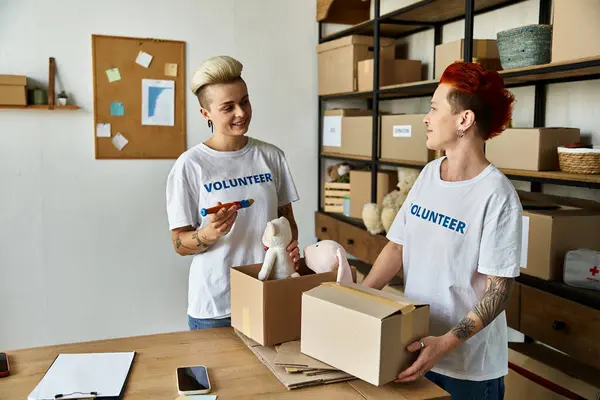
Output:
[
  {"xmin": 303, "ymin": 240, "xmax": 353, "ymax": 284},
  {"xmin": 362, "ymin": 167, "xmax": 420, "ymax": 235},
  {"xmin": 258, "ymin": 216, "xmax": 300, "ymax": 281}
]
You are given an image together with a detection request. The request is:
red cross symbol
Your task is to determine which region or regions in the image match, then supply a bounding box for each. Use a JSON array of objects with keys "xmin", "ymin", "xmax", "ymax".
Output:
[{"xmin": 590, "ymin": 266, "xmax": 599, "ymax": 276}]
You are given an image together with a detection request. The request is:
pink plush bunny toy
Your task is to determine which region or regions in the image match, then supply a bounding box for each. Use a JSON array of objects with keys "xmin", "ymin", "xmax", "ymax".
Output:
[{"xmin": 303, "ymin": 240, "xmax": 353, "ymax": 284}]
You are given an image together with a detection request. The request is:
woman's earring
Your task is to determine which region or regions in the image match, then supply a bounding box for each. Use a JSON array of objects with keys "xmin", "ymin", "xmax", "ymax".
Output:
[
  {"xmin": 457, "ymin": 128, "xmax": 464, "ymax": 138},
  {"xmin": 207, "ymin": 120, "xmax": 213, "ymax": 132}
]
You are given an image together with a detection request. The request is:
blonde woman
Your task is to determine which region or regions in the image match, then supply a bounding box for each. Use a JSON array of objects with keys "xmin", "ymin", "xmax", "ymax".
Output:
[{"xmin": 166, "ymin": 56, "xmax": 301, "ymax": 330}]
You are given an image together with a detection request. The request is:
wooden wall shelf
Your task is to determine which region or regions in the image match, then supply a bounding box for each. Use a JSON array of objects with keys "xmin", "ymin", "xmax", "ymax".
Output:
[{"xmin": 0, "ymin": 105, "xmax": 80, "ymax": 110}]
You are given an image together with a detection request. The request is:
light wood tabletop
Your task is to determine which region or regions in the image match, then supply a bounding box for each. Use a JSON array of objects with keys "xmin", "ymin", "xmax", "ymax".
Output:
[{"xmin": 0, "ymin": 328, "xmax": 449, "ymax": 399}]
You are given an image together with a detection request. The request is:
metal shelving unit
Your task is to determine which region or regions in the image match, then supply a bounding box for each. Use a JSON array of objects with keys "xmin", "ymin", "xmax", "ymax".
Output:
[{"xmin": 317, "ymin": 0, "xmax": 600, "ymax": 211}]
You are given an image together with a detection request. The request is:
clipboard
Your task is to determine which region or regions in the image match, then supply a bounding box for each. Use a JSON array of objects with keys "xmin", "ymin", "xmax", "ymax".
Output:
[{"xmin": 27, "ymin": 352, "xmax": 136, "ymax": 400}]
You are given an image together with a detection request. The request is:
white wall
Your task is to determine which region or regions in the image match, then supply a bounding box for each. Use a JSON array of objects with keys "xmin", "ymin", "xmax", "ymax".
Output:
[{"xmin": 0, "ymin": 0, "xmax": 318, "ymax": 350}]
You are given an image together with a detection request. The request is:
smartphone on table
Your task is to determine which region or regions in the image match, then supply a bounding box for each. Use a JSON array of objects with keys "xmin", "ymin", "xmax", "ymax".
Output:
[
  {"xmin": 176, "ymin": 365, "xmax": 211, "ymax": 395},
  {"xmin": 0, "ymin": 353, "xmax": 10, "ymax": 378}
]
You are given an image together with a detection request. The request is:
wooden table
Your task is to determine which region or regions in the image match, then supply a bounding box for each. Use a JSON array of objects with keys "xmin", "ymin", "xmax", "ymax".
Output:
[{"xmin": 0, "ymin": 328, "xmax": 449, "ymax": 399}]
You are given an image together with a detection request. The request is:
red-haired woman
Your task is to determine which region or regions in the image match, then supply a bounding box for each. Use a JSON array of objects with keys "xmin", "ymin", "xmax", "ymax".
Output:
[{"xmin": 363, "ymin": 62, "xmax": 521, "ymax": 399}]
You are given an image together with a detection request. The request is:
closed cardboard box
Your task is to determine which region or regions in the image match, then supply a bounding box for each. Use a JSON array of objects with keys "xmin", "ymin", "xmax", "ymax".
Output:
[
  {"xmin": 521, "ymin": 207, "xmax": 600, "ymax": 281},
  {"xmin": 435, "ymin": 40, "xmax": 499, "ymax": 79},
  {"xmin": 322, "ymin": 109, "xmax": 373, "ymax": 157},
  {"xmin": 380, "ymin": 114, "xmax": 433, "ymax": 163},
  {"xmin": 301, "ymin": 282, "xmax": 429, "ymax": 386},
  {"xmin": 317, "ymin": 35, "xmax": 396, "ymax": 95},
  {"xmin": 552, "ymin": 0, "xmax": 600, "ymax": 63},
  {"xmin": 357, "ymin": 58, "xmax": 421, "ymax": 92},
  {"xmin": 349, "ymin": 170, "xmax": 397, "ymax": 219},
  {"xmin": 0, "ymin": 75, "xmax": 27, "ymax": 106},
  {"xmin": 486, "ymin": 128, "xmax": 580, "ymax": 171},
  {"xmin": 230, "ymin": 259, "xmax": 355, "ymax": 346}
]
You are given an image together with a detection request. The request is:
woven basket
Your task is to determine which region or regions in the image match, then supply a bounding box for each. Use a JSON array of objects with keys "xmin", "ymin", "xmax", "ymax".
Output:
[
  {"xmin": 558, "ymin": 146, "xmax": 600, "ymax": 175},
  {"xmin": 497, "ymin": 24, "xmax": 552, "ymax": 70}
]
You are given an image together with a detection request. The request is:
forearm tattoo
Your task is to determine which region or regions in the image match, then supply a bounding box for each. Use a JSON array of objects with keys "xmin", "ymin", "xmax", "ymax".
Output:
[
  {"xmin": 174, "ymin": 230, "xmax": 211, "ymax": 253},
  {"xmin": 452, "ymin": 317, "xmax": 476, "ymax": 340},
  {"xmin": 451, "ymin": 276, "xmax": 513, "ymax": 341},
  {"xmin": 192, "ymin": 230, "xmax": 210, "ymax": 251},
  {"xmin": 473, "ymin": 277, "xmax": 513, "ymax": 328}
]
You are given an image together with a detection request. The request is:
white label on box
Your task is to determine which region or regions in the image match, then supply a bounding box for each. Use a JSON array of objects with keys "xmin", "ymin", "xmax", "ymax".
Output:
[
  {"xmin": 393, "ymin": 125, "xmax": 412, "ymax": 137},
  {"xmin": 323, "ymin": 116, "xmax": 342, "ymax": 147},
  {"xmin": 520, "ymin": 216, "xmax": 529, "ymax": 269}
]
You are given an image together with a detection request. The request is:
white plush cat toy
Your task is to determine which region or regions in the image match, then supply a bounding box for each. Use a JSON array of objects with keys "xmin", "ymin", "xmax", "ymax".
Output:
[
  {"xmin": 303, "ymin": 240, "xmax": 353, "ymax": 284},
  {"xmin": 258, "ymin": 216, "xmax": 300, "ymax": 281}
]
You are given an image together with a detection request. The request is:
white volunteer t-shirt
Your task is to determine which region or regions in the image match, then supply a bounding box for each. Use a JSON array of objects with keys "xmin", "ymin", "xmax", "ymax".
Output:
[
  {"xmin": 166, "ymin": 137, "xmax": 299, "ymax": 319},
  {"xmin": 387, "ymin": 157, "xmax": 522, "ymax": 381}
]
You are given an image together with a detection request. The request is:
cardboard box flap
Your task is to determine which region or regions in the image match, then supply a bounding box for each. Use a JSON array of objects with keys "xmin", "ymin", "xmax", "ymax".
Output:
[
  {"xmin": 0, "ymin": 75, "xmax": 27, "ymax": 86},
  {"xmin": 306, "ymin": 282, "xmax": 419, "ymax": 320},
  {"xmin": 317, "ymin": 35, "xmax": 396, "ymax": 53}
]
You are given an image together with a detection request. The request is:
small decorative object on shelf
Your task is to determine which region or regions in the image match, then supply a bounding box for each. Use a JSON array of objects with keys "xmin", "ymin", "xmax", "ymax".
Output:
[
  {"xmin": 31, "ymin": 88, "xmax": 48, "ymax": 105},
  {"xmin": 558, "ymin": 143, "xmax": 600, "ymax": 175},
  {"xmin": 497, "ymin": 24, "xmax": 552, "ymax": 69},
  {"xmin": 57, "ymin": 90, "xmax": 68, "ymax": 106}
]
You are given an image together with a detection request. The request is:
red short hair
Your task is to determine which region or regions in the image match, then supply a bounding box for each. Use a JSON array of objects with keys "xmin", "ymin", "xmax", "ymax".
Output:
[{"xmin": 440, "ymin": 62, "xmax": 515, "ymax": 140}]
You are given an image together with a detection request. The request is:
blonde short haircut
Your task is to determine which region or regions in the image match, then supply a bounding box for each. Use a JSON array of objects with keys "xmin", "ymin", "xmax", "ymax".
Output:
[{"xmin": 190, "ymin": 55, "xmax": 244, "ymax": 107}]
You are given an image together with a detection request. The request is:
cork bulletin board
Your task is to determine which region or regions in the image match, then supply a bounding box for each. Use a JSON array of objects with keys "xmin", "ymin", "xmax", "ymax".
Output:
[{"xmin": 92, "ymin": 34, "xmax": 186, "ymax": 159}]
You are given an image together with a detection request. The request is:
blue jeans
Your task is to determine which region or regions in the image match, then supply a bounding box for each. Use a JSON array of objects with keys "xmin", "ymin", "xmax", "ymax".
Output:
[
  {"xmin": 188, "ymin": 315, "xmax": 231, "ymax": 330},
  {"xmin": 425, "ymin": 371, "xmax": 505, "ymax": 400}
]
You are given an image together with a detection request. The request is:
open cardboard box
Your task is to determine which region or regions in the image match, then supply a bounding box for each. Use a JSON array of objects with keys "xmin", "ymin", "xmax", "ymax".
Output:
[
  {"xmin": 231, "ymin": 258, "xmax": 356, "ymax": 346},
  {"xmin": 301, "ymin": 282, "xmax": 429, "ymax": 386}
]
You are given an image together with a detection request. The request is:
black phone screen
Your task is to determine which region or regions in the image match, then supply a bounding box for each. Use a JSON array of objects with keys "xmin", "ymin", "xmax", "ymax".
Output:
[
  {"xmin": 177, "ymin": 366, "xmax": 209, "ymax": 391},
  {"xmin": 0, "ymin": 353, "xmax": 8, "ymax": 373}
]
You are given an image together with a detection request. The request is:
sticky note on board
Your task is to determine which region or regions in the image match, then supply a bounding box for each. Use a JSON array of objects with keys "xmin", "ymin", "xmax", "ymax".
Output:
[
  {"xmin": 110, "ymin": 102, "xmax": 125, "ymax": 116},
  {"xmin": 112, "ymin": 132, "xmax": 129, "ymax": 151},
  {"xmin": 136, "ymin": 51, "xmax": 153, "ymax": 68},
  {"xmin": 106, "ymin": 68, "xmax": 121, "ymax": 82},
  {"xmin": 96, "ymin": 123, "xmax": 111, "ymax": 138},
  {"xmin": 164, "ymin": 63, "xmax": 178, "ymax": 77}
]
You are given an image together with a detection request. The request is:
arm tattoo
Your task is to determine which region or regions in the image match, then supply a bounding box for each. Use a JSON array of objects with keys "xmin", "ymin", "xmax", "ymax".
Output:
[
  {"xmin": 452, "ymin": 317, "xmax": 476, "ymax": 340},
  {"xmin": 192, "ymin": 230, "xmax": 210, "ymax": 251},
  {"xmin": 473, "ymin": 277, "xmax": 513, "ymax": 328},
  {"xmin": 450, "ymin": 276, "xmax": 513, "ymax": 342}
]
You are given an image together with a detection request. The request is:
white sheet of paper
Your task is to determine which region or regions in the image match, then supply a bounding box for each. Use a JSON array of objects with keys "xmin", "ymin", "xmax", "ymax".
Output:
[
  {"xmin": 322, "ymin": 116, "xmax": 342, "ymax": 147},
  {"xmin": 136, "ymin": 51, "xmax": 153, "ymax": 68},
  {"xmin": 96, "ymin": 123, "xmax": 111, "ymax": 138},
  {"xmin": 142, "ymin": 79, "xmax": 175, "ymax": 126},
  {"xmin": 27, "ymin": 352, "xmax": 135, "ymax": 400},
  {"xmin": 520, "ymin": 216, "xmax": 530, "ymax": 269},
  {"xmin": 112, "ymin": 133, "xmax": 129, "ymax": 151}
]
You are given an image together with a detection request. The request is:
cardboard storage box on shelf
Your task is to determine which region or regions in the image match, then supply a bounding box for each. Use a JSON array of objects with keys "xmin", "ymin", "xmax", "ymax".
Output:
[
  {"xmin": 380, "ymin": 114, "xmax": 433, "ymax": 163},
  {"xmin": 349, "ymin": 169, "xmax": 397, "ymax": 219},
  {"xmin": 231, "ymin": 258, "xmax": 356, "ymax": 346},
  {"xmin": 301, "ymin": 282, "xmax": 429, "ymax": 386},
  {"xmin": 519, "ymin": 192, "xmax": 600, "ymax": 281},
  {"xmin": 0, "ymin": 75, "xmax": 27, "ymax": 106},
  {"xmin": 357, "ymin": 58, "xmax": 422, "ymax": 92},
  {"xmin": 435, "ymin": 39, "xmax": 500, "ymax": 79},
  {"xmin": 322, "ymin": 109, "xmax": 372, "ymax": 157},
  {"xmin": 317, "ymin": 35, "xmax": 396, "ymax": 95},
  {"xmin": 551, "ymin": 0, "xmax": 600, "ymax": 63},
  {"xmin": 486, "ymin": 128, "xmax": 580, "ymax": 171}
]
